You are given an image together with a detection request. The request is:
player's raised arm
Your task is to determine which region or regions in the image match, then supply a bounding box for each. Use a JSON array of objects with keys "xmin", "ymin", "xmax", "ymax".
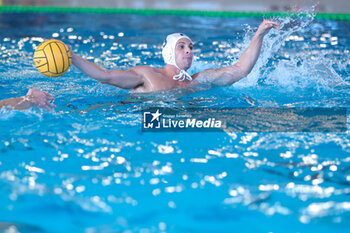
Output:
[
  {"xmin": 68, "ymin": 46, "xmax": 144, "ymax": 89},
  {"xmin": 194, "ymin": 20, "xmax": 281, "ymax": 87}
]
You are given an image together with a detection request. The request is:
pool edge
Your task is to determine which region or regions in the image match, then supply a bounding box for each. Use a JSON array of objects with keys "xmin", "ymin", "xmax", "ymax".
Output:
[{"xmin": 0, "ymin": 5, "xmax": 350, "ymax": 20}]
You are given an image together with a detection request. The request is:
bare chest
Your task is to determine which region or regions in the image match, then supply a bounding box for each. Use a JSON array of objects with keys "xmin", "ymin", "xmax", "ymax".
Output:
[{"xmin": 134, "ymin": 69, "xmax": 191, "ymax": 93}]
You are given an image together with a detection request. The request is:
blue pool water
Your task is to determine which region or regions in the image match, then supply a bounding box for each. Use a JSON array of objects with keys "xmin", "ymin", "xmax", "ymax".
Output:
[{"xmin": 1, "ymin": 11, "xmax": 350, "ymax": 233}]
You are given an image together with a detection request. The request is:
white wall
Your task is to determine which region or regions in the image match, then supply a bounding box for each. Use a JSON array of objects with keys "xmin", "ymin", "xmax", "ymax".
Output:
[{"xmin": 3, "ymin": 0, "xmax": 350, "ymax": 13}]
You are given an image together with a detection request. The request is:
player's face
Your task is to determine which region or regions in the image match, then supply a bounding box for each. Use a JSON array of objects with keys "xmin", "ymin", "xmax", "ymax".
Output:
[{"xmin": 175, "ymin": 38, "xmax": 194, "ymax": 71}]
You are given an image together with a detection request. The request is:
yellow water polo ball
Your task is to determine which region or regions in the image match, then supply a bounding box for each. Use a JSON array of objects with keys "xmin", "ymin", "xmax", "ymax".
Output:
[{"xmin": 33, "ymin": 39, "xmax": 72, "ymax": 77}]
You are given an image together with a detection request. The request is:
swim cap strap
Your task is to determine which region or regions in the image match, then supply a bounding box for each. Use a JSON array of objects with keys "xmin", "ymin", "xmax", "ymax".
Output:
[{"xmin": 173, "ymin": 69, "xmax": 192, "ymax": 81}]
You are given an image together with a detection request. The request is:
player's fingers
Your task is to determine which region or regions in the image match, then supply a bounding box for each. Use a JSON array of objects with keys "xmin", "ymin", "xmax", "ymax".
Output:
[
  {"xmin": 270, "ymin": 21, "xmax": 282, "ymax": 29},
  {"xmin": 43, "ymin": 92, "xmax": 55, "ymax": 100},
  {"xmin": 27, "ymin": 89, "xmax": 33, "ymax": 96},
  {"xmin": 47, "ymin": 102, "xmax": 56, "ymax": 108},
  {"xmin": 46, "ymin": 95, "xmax": 55, "ymax": 100},
  {"xmin": 43, "ymin": 104, "xmax": 53, "ymax": 112}
]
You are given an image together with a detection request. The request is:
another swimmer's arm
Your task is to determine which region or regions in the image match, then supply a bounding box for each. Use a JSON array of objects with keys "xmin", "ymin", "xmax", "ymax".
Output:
[
  {"xmin": 69, "ymin": 47, "xmax": 143, "ymax": 89},
  {"xmin": 0, "ymin": 88, "xmax": 55, "ymax": 111},
  {"xmin": 0, "ymin": 97, "xmax": 33, "ymax": 110},
  {"xmin": 196, "ymin": 20, "xmax": 281, "ymax": 86}
]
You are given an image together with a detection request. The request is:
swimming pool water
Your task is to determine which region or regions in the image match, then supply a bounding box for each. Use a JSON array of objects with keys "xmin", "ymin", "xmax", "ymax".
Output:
[{"xmin": 0, "ymin": 11, "xmax": 350, "ymax": 233}]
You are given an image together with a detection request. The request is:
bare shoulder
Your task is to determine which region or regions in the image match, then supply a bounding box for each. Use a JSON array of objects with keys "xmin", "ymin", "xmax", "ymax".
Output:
[{"xmin": 129, "ymin": 65, "xmax": 157, "ymax": 74}]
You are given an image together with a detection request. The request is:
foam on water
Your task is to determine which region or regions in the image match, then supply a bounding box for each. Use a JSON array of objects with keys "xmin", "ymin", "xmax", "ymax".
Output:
[{"xmin": 212, "ymin": 9, "xmax": 350, "ymax": 101}]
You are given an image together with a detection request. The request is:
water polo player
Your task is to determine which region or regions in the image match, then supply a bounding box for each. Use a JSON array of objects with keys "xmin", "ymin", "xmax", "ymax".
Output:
[{"xmin": 69, "ymin": 20, "xmax": 280, "ymax": 93}]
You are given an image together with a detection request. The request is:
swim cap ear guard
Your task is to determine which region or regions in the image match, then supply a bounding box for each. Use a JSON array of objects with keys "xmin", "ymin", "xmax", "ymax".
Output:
[{"xmin": 162, "ymin": 33, "xmax": 193, "ymax": 81}]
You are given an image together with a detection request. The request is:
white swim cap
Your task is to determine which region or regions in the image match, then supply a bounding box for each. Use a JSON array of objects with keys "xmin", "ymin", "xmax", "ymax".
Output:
[{"xmin": 162, "ymin": 33, "xmax": 193, "ymax": 81}]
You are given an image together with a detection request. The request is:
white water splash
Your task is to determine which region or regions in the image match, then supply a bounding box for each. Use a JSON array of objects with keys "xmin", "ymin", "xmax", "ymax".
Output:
[{"xmin": 222, "ymin": 8, "xmax": 350, "ymax": 93}]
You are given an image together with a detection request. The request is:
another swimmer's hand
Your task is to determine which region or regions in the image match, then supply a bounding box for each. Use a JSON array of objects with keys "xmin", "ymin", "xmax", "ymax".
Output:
[
  {"xmin": 26, "ymin": 88, "xmax": 56, "ymax": 112},
  {"xmin": 256, "ymin": 20, "xmax": 281, "ymax": 37},
  {"xmin": 66, "ymin": 44, "xmax": 75, "ymax": 56}
]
